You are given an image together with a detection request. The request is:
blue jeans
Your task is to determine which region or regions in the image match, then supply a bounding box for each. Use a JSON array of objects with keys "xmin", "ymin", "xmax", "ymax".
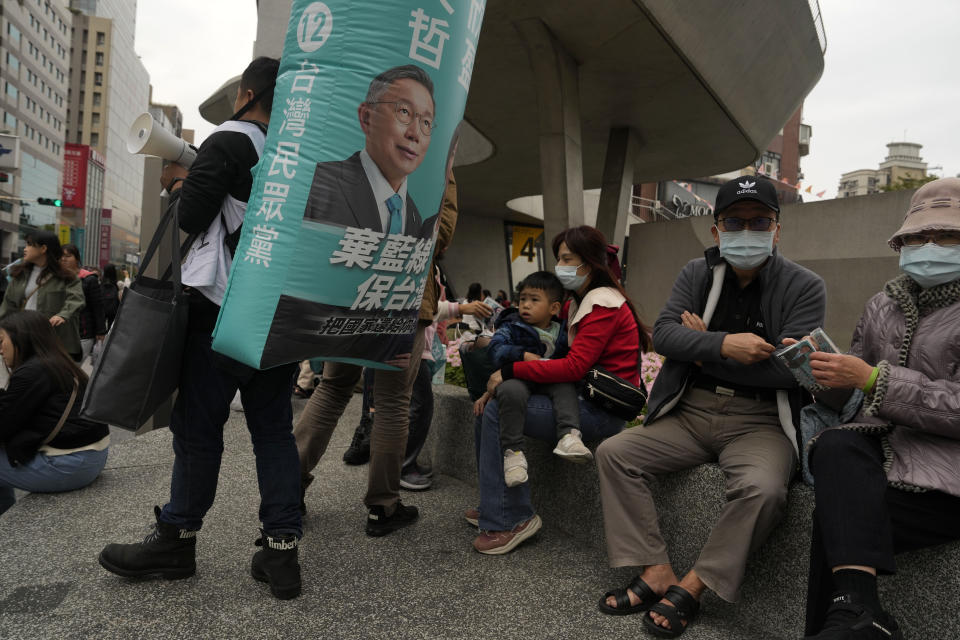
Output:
[
  {"xmin": 160, "ymin": 330, "xmax": 301, "ymax": 537},
  {"xmin": 0, "ymin": 448, "xmax": 109, "ymax": 516},
  {"xmin": 475, "ymin": 393, "xmax": 624, "ymax": 531}
]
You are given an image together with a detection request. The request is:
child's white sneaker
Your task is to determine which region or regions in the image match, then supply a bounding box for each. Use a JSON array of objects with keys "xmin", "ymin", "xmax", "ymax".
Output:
[
  {"xmin": 504, "ymin": 449, "xmax": 528, "ymax": 487},
  {"xmin": 553, "ymin": 430, "xmax": 593, "ymax": 463}
]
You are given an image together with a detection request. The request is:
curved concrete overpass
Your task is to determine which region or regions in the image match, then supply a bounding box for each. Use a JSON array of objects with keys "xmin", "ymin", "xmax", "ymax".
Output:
[{"xmin": 208, "ymin": 0, "xmax": 824, "ymax": 247}]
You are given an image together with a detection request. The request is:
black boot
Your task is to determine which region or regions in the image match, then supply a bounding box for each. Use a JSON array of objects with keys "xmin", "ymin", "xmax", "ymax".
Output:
[
  {"xmin": 251, "ymin": 531, "xmax": 301, "ymax": 600},
  {"xmin": 342, "ymin": 414, "xmax": 372, "ymax": 465},
  {"xmin": 98, "ymin": 506, "xmax": 197, "ymax": 579}
]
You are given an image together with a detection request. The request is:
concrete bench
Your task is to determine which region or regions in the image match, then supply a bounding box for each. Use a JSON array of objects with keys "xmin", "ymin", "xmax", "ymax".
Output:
[{"xmin": 425, "ymin": 383, "xmax": 959, "ymax": 639}]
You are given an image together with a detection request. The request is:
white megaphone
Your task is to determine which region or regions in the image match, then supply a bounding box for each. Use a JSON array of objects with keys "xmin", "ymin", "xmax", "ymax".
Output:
[{"xmin": 126, "ymin": 112, "xmax": 197, "ymax": 168}]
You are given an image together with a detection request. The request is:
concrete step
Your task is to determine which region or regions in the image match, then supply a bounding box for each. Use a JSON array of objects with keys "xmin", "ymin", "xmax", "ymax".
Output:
[{"xmin": 425, "ymin": 384, "xmax": 960, "ymax": 639}]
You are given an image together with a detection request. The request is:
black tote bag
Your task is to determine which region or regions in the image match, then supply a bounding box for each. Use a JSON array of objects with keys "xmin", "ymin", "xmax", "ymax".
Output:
[{"xmin": 81, "ymin": 199, "xmax": 189, "ymax": 430}]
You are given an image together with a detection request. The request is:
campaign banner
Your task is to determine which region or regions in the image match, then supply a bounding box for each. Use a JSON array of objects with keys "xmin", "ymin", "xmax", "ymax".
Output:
[{"xmin": 213, "ymin": 0, "xmax": 485, "ymax": 370}]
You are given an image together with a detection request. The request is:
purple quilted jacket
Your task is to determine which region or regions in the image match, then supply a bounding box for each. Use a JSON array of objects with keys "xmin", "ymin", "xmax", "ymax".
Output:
[{"xmin": 847, "ymin": 276, "xmax": 960, "ymax": 497}]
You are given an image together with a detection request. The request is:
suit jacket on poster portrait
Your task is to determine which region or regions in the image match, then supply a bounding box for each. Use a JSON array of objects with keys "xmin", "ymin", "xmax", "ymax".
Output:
[{"xmin": 304, "ymin": 151, "xmax": 431, "ymax": 239}]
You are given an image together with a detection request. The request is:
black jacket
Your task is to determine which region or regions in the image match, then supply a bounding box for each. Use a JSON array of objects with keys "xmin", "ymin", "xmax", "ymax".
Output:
[
  {"xmin": 0, "ymin": 359, "xmax": 108, "ymax": 465},
  {"xmin": 78, "ymin": 272, "xmax": 107, "ymax": 339},
  {"xmin": 101, "ymin": 280, "xmax": 119, "ymax": 326}
]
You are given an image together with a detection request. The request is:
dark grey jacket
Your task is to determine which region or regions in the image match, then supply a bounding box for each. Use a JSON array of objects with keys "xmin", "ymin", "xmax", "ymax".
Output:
[{"xmin": 646, "ymin": 246, "xmax": 827, "ymax": 437}]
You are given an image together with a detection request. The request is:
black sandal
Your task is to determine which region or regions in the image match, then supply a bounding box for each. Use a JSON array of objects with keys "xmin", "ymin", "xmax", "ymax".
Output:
[
  {"xmin": 642, "ymin": 585, "xmax": 700, "ymax": 638},
  {"xmin": 597, "ymin": 575, "xmax": 660, "ymax": 616}
]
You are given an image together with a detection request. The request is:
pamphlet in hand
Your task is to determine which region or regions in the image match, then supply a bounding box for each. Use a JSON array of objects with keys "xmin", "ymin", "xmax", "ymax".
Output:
[{"xmin": 774, "ymin": 327, "xmax": 853, "ymax": 410}]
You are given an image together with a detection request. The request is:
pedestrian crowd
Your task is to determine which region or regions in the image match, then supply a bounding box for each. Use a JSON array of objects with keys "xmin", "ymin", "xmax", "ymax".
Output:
[{"xmin": 2, "ymin": 56, "xmax": 958, "ymax": 640}]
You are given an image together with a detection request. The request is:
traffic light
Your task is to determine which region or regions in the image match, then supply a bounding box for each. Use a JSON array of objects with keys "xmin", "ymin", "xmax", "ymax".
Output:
[{"xmin": 37, "ymin": 197, "xmax": 62, "ymax": 206}]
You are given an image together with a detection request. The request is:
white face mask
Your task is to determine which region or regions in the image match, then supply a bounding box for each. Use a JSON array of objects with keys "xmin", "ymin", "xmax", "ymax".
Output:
[
  {"xmin": 555, "ymin": 264, "xmax": 586, "ymax": 290},
  {"xmin": 899, "ymin": 243, "xmax": 960, "ymax": 288},
  {"xmin": 717, "ymin": 230, "xmax": 775, "ymax": 269}
]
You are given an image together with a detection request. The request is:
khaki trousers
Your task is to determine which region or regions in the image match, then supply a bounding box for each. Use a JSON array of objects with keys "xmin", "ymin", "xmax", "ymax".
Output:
[
  {"xmin": 294, "ymin": 322, "xmax": 426, "ymax": 512},
  {"xmin": 596, "ymin": 387, "xmax": 796, "ymax": 602}
]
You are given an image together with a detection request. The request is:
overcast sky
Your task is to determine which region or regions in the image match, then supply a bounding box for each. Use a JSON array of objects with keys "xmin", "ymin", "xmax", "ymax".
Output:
[{"xmin": 134, "ymin": 0, "xmax": 960, "ymax": 201}]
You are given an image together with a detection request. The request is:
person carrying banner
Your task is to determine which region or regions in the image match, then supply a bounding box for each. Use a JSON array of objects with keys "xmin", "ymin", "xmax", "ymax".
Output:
[
  {"xmin": 296, "ymin": 65, "xmax": 453, "ymax": 535},
  {"xmin": 97, "ymin": 57, "xmax": 305, "ymax": 601}
]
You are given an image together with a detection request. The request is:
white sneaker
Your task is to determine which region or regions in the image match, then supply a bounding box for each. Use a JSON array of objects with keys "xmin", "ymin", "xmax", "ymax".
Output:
[
  {"xmin": 230, "ymin": 390, "xmax": 244, "ymax": 412},
  {"xmin": 503, "ymin": 449, "xmax": 528, "ymax": 487},
  {"xmin": 553, "ymin": 430, "xmax": 593, "ymax": 463}
]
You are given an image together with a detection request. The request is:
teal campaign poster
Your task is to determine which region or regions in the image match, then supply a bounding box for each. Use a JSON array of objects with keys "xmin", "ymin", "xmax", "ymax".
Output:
[{"xmin": 212, "ymin": 0, "xmax": 486, "ymax": 369}]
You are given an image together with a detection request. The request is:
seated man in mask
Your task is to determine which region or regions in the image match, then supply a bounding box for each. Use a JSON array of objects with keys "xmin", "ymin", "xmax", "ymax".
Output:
[{"xmin": 595, "ymin": 176, "xmax": 825, "ymax": 637}]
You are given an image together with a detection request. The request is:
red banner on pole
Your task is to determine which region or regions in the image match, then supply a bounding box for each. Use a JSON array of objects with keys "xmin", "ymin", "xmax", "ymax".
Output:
[{"xmin": 62, "ymin": 144, "xmax": 88, "ymax": 209}]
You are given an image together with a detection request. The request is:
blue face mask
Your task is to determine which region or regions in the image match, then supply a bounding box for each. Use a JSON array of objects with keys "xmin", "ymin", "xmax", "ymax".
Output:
[
  {"xmin": 555, "ymin": 264, "xmax": 586, "ymax": 290},
  {"xmin": 899, "ymin": 243, "xmax": 960, "ymax": 288},
  {"xmin": 717, "ymin": 230, "xmax": 775, "ymax": 269}
]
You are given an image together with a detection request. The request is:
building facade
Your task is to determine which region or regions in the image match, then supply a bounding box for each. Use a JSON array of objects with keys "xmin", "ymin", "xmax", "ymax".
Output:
[
  {"xmin": 0, "ymin": 0, "xmax": 71, "ymax": 264},
  {"xmin": 838, "ymin": 141, "xmax": 928, "ymax": 198},
  {"xmin": 66, "ymin": 0, "xmax": 148, "ymax": 270}
]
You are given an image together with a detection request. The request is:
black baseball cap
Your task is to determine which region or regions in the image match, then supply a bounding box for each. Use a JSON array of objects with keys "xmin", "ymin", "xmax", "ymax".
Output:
[{"xmin": 713, "ymin": 175, "xmax": 781, "ymax": 219}]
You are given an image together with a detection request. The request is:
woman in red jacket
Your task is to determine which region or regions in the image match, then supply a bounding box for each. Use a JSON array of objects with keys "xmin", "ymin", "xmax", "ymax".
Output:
[{"xmin": 469, "ymin": 226, "xmax": 651, "ymax": 554}]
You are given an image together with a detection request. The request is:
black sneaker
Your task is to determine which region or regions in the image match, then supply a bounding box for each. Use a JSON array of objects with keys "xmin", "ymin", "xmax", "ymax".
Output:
[
  {"xmin": 343, "ymin": 415, "xmax": 372, "ymax": 465},
  {"xmin": 98, "ymin": 506, "xmax": 197, "ymax": 579},
  {"xmin": 251, "ymin": 531, "xmax": 302, "ymax": 600},
  {"xmin": 365, "ymin": 502, "xmax": 419, "ymax": 537},
  {"xmin": 805, "ymin": 593, "xmax": 903, "ymax": 639}
]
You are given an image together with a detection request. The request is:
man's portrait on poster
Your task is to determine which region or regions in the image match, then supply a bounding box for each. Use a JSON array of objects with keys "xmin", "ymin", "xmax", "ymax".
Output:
[{"xmin": 304, "ymin": 64, "xmax": 436, "ymax": 241}]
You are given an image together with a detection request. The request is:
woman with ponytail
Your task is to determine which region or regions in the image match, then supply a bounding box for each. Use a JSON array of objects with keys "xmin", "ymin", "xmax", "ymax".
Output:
[{"xmin": 469, "ymin": 225, "xmax": 650, "ymax": 555}]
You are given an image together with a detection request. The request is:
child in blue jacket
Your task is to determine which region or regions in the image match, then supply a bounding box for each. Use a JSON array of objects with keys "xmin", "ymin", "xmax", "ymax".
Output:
[{"xmin": 479, "ymin": 271, "xmax": 591, "ymax": 487}]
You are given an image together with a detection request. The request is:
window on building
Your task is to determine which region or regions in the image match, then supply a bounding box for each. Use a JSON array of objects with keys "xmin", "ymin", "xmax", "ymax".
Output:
[
  {"xmin": 94, "ymin": 72, "xmax": 102, "ymax": 86},
  {"xmin": 4, "ymin": 112, "xmax": 17, "ymax": 130},
  {"xmin": 5, "ymin": 82, "xmax": 18, "ymax": 100},
  {"xmin": 96, "ymin": 31, "xmax": 105, "ymax": 46},
  {"xmin": 6, "ymin": 53, "xmax": 20, "ymax": 74},
  {"xmin": 95, "ymin": 51, "xmax": 103, "ymax": 66},
  {"xmin": 90, "ymin": 132, "xmax": 99, "ymax": 146},
  {"xmin": 8, "ymin": 23, "xmax": 21, "ymax": 45},
  {"xmin": 92, "ymin": 92, "xmax": 101, "ymax": 106},
  {"xmin": 91, "ymin": 112, "xmax": 100, "ymax": 125},
  {"xmin": 82, "ymin": 29, "xmax": 88, "ymax": 45}
]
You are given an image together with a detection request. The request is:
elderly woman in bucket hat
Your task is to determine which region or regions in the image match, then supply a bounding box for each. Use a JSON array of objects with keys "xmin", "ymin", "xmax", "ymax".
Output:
[{"xmin": 800, "ymin": 178, "xmax": 960, "ymax": 639}]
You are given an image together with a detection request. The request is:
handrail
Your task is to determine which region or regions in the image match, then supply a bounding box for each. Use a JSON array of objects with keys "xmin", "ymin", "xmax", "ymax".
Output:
[{"xmin": 808, "ymin": 0, "xmax": 827, "ymax": 54}]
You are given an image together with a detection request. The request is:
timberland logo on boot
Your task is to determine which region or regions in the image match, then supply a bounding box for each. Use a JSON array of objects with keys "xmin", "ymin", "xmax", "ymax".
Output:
[
  {"xmin": 268, "ymin": 537, "xmax": 297, "ymax": 551},
  {"xmin": 179, "ymin": 529, "xmax": 197, "ymax": 539},
  {"xmin": 368, "ymin": 513, "xmax": 380, "ymax": 520}
]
